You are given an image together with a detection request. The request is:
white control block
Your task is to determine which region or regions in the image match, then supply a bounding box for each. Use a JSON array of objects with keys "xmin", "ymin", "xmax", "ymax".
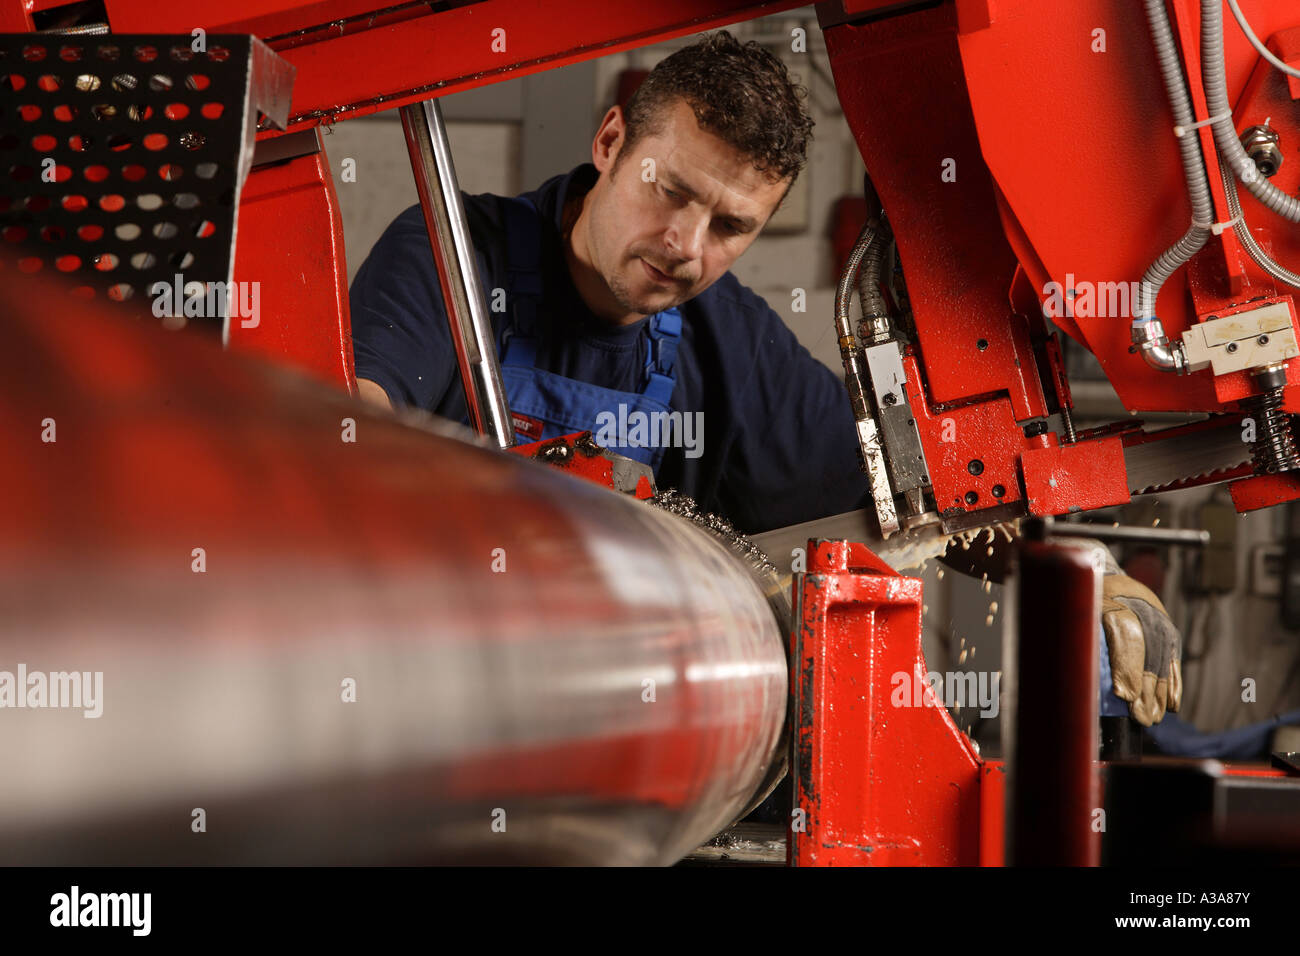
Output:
[{"xmin": 1182, "ymin": 302, "xmax": 1299, "ymax": 375}]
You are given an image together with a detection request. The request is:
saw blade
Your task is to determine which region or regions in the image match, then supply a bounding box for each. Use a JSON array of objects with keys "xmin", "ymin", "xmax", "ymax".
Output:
[
  {"xmin": 748, "ymin": 510, "xmax": 1010, "ymax": 572},
  {"xmin": 751, "ymin": 424, "xmax": 1250, "ymax": 571},
  {"xmin": 1122, "ymin": 423, "xmax": 1253, "ymax": 495}
]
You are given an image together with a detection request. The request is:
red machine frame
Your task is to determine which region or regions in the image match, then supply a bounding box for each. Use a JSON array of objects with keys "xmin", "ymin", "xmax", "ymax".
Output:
[{"xmin": 6, "ymin": 0, "xmax": 1293, "ymax": 519}]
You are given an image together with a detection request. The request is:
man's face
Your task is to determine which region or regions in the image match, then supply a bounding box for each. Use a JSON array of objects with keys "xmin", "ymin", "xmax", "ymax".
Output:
[{"xmin": 579, "ymin": 98, "xmax": 790, "ymax": 321}]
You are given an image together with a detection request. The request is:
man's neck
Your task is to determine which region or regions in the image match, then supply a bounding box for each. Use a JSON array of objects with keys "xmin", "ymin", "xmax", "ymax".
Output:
[{"xmin": 562, "ymin": 185, "xmax": 643, "ymax": 327}]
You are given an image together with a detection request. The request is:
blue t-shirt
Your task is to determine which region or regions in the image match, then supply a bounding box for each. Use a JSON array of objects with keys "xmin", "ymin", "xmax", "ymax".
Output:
[{"xmin": 349, "ymin": 162, "xmax": 870, "ymax": 534}]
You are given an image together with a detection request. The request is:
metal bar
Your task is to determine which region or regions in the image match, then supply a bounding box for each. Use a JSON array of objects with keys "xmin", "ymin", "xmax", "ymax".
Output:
[
  {"xmin": 1005, "ymin": 524, "xmax": 1101, "ymax": 866},
  {"xmin": 0, "ymin": 263, "xmax": 787, "ymax": 865},
  {"xmin": 1053, "ymin": 522, "xmax": 1210, "ymax": 547},
  {"xmin": 400, "ymin": 98, "xmax": 513, "ymax": 448}
]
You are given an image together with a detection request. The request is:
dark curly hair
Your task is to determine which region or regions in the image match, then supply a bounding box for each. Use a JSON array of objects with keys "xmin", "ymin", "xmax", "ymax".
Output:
[{"xmin": 618, "ymin": 30, "xmax": 813, "ymax": 185}]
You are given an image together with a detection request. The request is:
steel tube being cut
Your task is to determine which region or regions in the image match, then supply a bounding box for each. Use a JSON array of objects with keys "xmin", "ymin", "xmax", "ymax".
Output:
[{"xmin": 0, "ymin": 270, "xmax": 787, "ymax": 866}]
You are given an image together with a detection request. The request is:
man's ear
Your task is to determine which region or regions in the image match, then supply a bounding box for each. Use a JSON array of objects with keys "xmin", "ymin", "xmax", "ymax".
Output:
[{"xmin": 592, "ymin": 106, "xmax": 625, "ymax": 173}]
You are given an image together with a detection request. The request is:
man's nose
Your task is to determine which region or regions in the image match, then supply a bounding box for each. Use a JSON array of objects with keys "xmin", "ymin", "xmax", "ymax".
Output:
[{"xmin": 663, "ymin": 208, "xmax": 707, "ymax": 263}]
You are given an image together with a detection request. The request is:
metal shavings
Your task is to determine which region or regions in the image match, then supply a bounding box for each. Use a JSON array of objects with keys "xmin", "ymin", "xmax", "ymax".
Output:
[{"xmin": 648, "ymin": 488, "xmax": 778, "ymax": 578}]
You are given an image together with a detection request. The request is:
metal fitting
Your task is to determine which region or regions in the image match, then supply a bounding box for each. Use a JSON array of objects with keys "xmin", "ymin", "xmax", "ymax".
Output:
[
  {"xmin": 1240, "ymin": 124, "xmax": 1283, "ymax": 179},
  {"xmin": 1131, "ymin": 317, "xmax": 1187, "ymax": 373},
  {"xmin": 857, "ymin": 312, "xmax": 891, "ymax": 346}
]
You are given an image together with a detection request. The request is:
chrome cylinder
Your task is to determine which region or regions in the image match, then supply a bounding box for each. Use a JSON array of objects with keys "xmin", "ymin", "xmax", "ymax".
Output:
[
  {"xmin": 0, "ymin": 269, "xmax": 786, "ymax": 866},
  {"xmin": 400, "ymin": 97, "xmax": 514, "ymax": 448}
]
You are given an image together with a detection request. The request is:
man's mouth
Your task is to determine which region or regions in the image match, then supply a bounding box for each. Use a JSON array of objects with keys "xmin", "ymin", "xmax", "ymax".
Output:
[{"xmin": 640, "ymin": 258, "xmax": 679, "ymax": 286}]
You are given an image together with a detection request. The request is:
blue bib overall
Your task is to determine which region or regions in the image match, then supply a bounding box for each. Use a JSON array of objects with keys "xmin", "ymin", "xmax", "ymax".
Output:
[{"xmin": 490, "ymin": 196, "xmax": 682, "ymax": 474}]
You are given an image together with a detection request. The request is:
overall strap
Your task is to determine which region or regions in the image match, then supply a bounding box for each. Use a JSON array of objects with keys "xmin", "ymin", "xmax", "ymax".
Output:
[
  {"xmin": 642, "ymin": 307, "xmax": 682, "ymax": 404},
  {"xmin": 502, "ymin": 193, "xmax": 683, "ymax": 407},
  {"xmin": 500, "ymin": 196, "xmax": 544, "ymax": 368}
]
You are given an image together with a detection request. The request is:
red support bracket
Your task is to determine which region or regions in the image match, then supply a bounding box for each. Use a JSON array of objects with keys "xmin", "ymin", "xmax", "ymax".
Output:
[
  {"xmin": 788, "ymin": 539, "xmax": 981, "ymax": 866},
  {"xmin": 507, "ymin": 431, "xmax": 655, "ymax": 499}
]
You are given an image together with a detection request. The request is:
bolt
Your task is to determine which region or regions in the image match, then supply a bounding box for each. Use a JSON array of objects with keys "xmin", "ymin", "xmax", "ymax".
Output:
[
  {"xmin": 1240, "ymin": 124, "xmax": 1283, "ymax": 179},
  {"xmin": 882, "ymin": 392, "xmax": 897, "ymax": 406},
  {"xmin": 977, "ymin": 339, "xmax": 989, "ymax": 351},
  {"xmin": 968, "ymin": 459, "xmax": 984, "ymax": 476},
  {"xmin": 965, "ymin": 491, "xmax": 979, "ymax": 506},
  {"xmin": 1227, "ymin": 342, "xmax": 1239, "ymax": 353},
  {"xmin": 1259, "ymin": 335, "xmax": 1270, "ymax": 346},
  {"xmin": 539, "ymin": 443, "xmax": 571, "ymax": 463},
  {"xmin": 992, "ymin": 484, "xmax": 1006, "ymax": 498}
]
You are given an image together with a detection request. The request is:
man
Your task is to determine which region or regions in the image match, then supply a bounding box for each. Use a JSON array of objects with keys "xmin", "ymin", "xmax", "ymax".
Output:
[
  {"xmin": 350, "ymin": 30, "xmax": 1185, "ymax": 733},
  {"xmin": 349, "ymin": 30, "xmax": 869, "ymax": 535}
]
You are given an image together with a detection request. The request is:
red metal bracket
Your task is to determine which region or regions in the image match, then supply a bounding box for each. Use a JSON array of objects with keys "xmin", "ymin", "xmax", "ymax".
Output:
[
  {"xmin": 789, "ymin": 539, "xmax": 981, "ymax": 865},
  {"xmin": 229, "ymin": 145, "xmax": 353, "ymax": 390},
  {"xmin": 1021, "ymin": 436, "xmax": 1130, "ymax": 516},
  {"xmin": 508, "ymin": 431, "xmax": 655, "ymax": 499}
]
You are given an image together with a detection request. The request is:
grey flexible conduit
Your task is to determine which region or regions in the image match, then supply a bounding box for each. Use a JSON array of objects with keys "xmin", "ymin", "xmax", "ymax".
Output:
[
  {"xmin": 1202, "ymin": 0, "xmax": 1300, "ymax": 222},
  {"xmin": 1138, "ymin": 0, "xmax": 1214, "ymax": 324}
]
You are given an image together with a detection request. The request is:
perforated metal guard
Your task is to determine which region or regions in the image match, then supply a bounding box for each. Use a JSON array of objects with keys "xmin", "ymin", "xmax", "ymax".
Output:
[{"xmin": 0, "ymin": 35, "xmax": 264, "ymax": 338}]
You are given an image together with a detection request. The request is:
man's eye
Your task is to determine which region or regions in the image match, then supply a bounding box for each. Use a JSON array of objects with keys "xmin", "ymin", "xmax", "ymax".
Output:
[{"xmin": 661, "ymin": 185, "xmax": 680, "ymax": 200}]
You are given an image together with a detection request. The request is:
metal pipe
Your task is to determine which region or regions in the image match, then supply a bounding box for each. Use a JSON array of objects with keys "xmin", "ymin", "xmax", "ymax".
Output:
[
  {"xmin": 1053, "ymin": 524, "xmax": 1210, "ymax": 547},
  {"xmin": 400, "ymin": 98, "xmax": 514, "ymax": 448},
  {"xmin": 0, "ymin": 266, "xmax": 786, "ymax": 865},
  {"xmin": 1131, "ymin": 314, "xmax": 1187, "ymax": 373},
  {"xmin": 834, "ymin": 221, "xmax": 879, "ymax": 428},
  {"xmin": 1202, "ymin": 0, "xmax": 1300, "ymax": 222}
]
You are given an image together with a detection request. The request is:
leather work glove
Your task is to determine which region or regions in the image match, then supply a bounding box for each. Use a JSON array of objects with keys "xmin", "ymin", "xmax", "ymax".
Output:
[{"xmin": 1099, "ymin": 547, "xmax": 1182, "ymax": 726}]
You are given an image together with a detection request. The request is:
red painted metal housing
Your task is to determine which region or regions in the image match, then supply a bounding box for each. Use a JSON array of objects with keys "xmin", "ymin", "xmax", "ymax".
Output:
[
  {"xmin": 825, "ymin": 0, "xmax": 1300, "ymax": 516},
  {"xmin": 229, "ymin": 143, "xmax": 354, "ymax": 389},
  {"xmin": 507, "ymin": 431, "xmax": 657, "ymax": 499}
]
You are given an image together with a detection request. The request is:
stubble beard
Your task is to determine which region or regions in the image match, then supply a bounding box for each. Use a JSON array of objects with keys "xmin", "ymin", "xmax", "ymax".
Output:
[
  {"xmin": 591, "ymin": 208, "xmax": 681, "ymax": 319},
  {"xmin": 589, "ymin": 160, "xmax": 694, "ymax": 319}
]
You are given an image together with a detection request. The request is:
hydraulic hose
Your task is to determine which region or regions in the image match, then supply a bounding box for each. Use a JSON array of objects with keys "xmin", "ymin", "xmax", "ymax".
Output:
[
  {"xmin": 856, "ymin": 220, "xmax": 891, "ymax": 344},
  {"xmin": 836, "ymin": 222, "xmax": 879, "ymax": 422}
]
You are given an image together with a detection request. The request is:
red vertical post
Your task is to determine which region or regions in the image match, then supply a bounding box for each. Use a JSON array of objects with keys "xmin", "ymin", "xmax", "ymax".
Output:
[{"xmin": 1006, "ymin": 530, "xmax": 1101, "ymax": 865}]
